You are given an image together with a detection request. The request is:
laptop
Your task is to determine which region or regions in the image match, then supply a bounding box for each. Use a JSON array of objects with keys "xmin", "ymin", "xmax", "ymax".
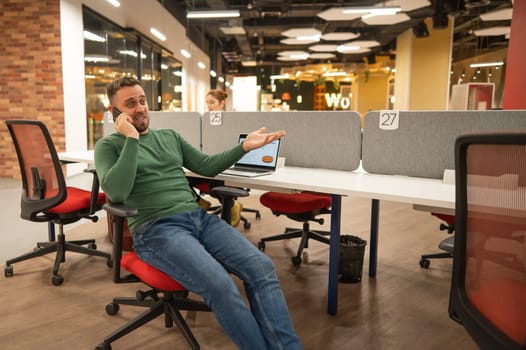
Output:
[{"xmin": 222, "ymin": 134, "xmax": 281, "ymax": 177}]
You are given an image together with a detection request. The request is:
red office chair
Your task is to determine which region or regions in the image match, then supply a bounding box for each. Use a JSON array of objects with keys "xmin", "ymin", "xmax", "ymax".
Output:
[
  {"xmin": 419, "ymin": 213, "xmax": 455, "ymax": 268},
  {"xmin": 258, "ymin": 191, "xmax": 331, "ymax": 266},
  {"xmin": 97, "ymin": 186, "xmax": 247, "ymax": 350},
  {"xmin": 449, "ymin": 132, "xmax": 526, "ymax": 349},
  {"xmin": 5, "ymin": 120, "xmax": 112, "ymax": 285}
]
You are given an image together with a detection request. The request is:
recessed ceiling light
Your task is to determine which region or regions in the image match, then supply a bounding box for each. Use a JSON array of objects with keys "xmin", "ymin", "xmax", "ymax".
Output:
[{"xmin": 187, "ymin": 10, "xmax": 240, "ymax": 19}]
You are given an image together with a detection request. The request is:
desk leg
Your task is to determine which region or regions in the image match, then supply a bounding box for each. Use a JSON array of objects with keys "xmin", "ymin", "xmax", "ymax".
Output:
[
  {"xmin": 369, "ymin": 199, "xmax": 379, "ymax": 277},
  {"xmin": 327, "ymin": 194, "xmax": 341, "ymax": 315}
]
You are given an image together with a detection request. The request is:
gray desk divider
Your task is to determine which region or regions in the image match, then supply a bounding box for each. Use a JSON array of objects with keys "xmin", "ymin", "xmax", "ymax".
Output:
[
  {"xmin": 149, "ymin": 111, "xmax": 202, "ymax": 149},
  {"xmin": 102, "ymin": 111, "xmax": 202, "ymax": 149},
  {"xmin": 362, "ymin": 110, "xmax": 526, "ymax": 179},
  {"xmin": 201, "ymin": 111, "xmax": 362, "ymax": 171}
]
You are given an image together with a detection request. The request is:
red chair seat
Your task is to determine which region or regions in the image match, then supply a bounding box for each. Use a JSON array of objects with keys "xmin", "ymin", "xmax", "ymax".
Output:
[
  {"xmin": 47, "ymin": 187, "xmax": 106, "ymax": 214},
  {"xmin": 121, "ymin": 252, "xmax": 186, "ymax": 292},
  {"xmin": 260, "ymin": 192, "xmax": 331, "ymax": 214},
  {"xmin": 194, "ymin": 181, "xmax": 212, "ymax": 193},
  {"xmin": 432, "ymin": 213, "xmax": 455, "ymax": 225},
  {"xmin": 470, "ymin": 279, "xmax": 526, "ymax": 344}
]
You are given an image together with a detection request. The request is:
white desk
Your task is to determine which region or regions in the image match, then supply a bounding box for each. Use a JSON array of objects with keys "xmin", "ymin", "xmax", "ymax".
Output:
[{"xmin": 59, "ymin": 151, "xmax": 455, "ymax": 315}]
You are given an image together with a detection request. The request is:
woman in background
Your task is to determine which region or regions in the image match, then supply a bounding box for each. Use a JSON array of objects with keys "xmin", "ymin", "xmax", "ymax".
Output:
[
  {"xmin": 197, "ymin": 89, "xmax": 245, "ymax": 226},
  {"xmin": 206, "ymin": 89, "xmax": 228, "ymax": 111}
]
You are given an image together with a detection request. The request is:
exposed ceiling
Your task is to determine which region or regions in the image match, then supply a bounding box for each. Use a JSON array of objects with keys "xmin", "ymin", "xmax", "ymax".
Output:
[{"xmin": 159, "ymin": 0, "xmax": 513, "ymax": 74}]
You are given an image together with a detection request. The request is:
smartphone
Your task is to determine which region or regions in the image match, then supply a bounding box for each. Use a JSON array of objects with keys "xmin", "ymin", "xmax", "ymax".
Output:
[{"xmin": 111, "ymin": 107, "xmax": 122, "ymax": 121}]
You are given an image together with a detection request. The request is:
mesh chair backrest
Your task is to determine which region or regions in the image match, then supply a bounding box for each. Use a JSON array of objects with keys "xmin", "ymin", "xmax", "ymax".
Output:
[
  {"xmin": 6, "ymin": 120, "xmax": 67, "ymax": 220},
  {"xmin": 453, "ymin": 132, "xmax": 526, "ymax": 348}
]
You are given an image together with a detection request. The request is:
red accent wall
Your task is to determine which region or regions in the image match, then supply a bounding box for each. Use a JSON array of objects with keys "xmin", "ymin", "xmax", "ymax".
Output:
[
  {"xmin": 0, "ymin": 0, "xmax": 65, "ymax": 179},
  {"xmin": 502, "ymin": 0, "xmax": 526, "ymax": 109}
]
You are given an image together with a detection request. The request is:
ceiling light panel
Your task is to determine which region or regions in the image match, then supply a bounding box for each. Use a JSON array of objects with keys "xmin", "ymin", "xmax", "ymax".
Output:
[
  {"xmin": 345, "ymin": 40, "xmax": 381, "ymax": 48},
  {"xmin": 380, "ymin": 0, "xmax": 430, "ymax": 12},
  {"xmin": 278, "ymin": 50, "xmax": 309, "ymax": 57},
  {"xmin": 321, "ymin": 32, "xmax": 360, "ymax": 41},
  {"xmin": 280, "ymin": 38, "xmax": 320, "ymax": 45},
  {"xmin": 277, "ymin": 56, "xmax": 308, "ymax": 61},
  {"xmin": 473, "ymin": 26, "xmax": 511, "ymax": 36},
  {"xmin": 309, "ymin": 44, "xmax": 339, "ymax": 52},
  {"xmin": 309, "ymin": 53, "xmax": 336, "ymax": 59},
  {"xmin": 338, "ymin": 47, "xmax": 371, "ymax": 54},
  {"xmin": 187, "ymin": 10, "xmax": 240, "ymax": 18},
  {"xmin": 281, "ymin": 28, "xmax": 321, "ymax": 38},
  {"xmin": 317, "ymin": 8, "xmax": 363, "ymax": 21},
  {"xmin": 480, "ymin": 8, "xmax": 513, "ymax": 21},
  {"xmin": 361, "ymin": 13, "xmax": 410, "ymax": 25}
]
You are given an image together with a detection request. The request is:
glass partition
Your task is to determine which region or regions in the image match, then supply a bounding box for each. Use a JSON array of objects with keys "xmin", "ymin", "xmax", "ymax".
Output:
[{"xmin": 82, "ymin": 7, "xmax": 182, "ymax": 148}]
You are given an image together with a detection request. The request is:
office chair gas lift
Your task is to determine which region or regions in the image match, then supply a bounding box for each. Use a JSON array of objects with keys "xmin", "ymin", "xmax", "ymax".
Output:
[{"xmin": 5, "ymin": 120, "xmax": 112, "ymax": 285}]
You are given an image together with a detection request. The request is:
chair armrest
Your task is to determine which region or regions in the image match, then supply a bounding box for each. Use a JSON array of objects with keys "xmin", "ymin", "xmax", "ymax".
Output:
[
  {"xmin": 84, "ymin": 168, "xmax": 102, "ymax": 214},
  {"xmin": 102, "ymin": 202, "xmax": 139, "ymax": 217},
  {"xmin": 210, "ymin": 185, "xmax": 249, "ymax": 199},
  {"xmin": 102, "ymin": 202, "xmax": 139, "ymax": 283},
  {"xmin": 210, "ymin": 186, "xmax": 249, "ymax": 223}
]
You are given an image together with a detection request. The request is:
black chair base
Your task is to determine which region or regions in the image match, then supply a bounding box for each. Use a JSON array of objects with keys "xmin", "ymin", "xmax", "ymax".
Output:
[
  {"xmin": 419, "ymin": 235, "xmax": 455, "ymax": 269},
  {"xmin": 258, "ymin": 222, "xmax": 330, "ymax": 266},
  {"xmin": 4, "ymin": 231, "xmax": 112, "ymax": 285},
  {"xmin": 96, "ymin": 289, "xmax": 211, "ymax": 350}
]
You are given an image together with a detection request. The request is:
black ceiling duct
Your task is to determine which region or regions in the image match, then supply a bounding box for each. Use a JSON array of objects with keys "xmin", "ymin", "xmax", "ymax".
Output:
[
  {"xmin": 413, "ymin": 21, "xmax": 430, "ymax": 38},
  {"xmin": 433, "ymin": 12, "xmax": 449, "ymax": 29}
]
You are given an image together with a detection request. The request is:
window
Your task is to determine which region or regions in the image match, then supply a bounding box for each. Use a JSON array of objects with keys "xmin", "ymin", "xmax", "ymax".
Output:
[{"xmin": 82, "ymin": 7, "xmax": 182, "ymax": 148}]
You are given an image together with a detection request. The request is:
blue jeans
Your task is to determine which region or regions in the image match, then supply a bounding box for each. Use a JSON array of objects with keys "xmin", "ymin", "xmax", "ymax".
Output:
[{"xmin": 132, "ymin": 208, "xmax": 302, "ymax": 350}]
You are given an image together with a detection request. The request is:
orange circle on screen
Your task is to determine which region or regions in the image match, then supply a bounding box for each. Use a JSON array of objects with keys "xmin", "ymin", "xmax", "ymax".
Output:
[{"xmin": 262, "ymin": 155, "xmax": 274, "ymax": 163}]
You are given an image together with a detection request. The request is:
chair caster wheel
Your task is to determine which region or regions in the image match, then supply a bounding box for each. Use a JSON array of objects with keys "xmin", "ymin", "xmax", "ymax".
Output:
[
  {"xmin": 419, "ymin": 259, "xmax": 430, "ymax": 269},
  {"xmin": 105, "ymin": 302, "xmax": 119, "ymax": 315},
  {"xmin": 291, "ymin": 256, "xmax": 302, "ymax": 266},
  {"xmin": 106, "ymin": 259, "xmax": 113, "ymax": 268},
  {"xmin": 256, "ymin": 212, "xmax": 261, "ymax": 220},
  {"xmin": 88, "ymin": 242, "xmax": 97, "ymax": 249},
  {"xmin": 244, "ymin": 221, "xmax": 251, "ymax": 230},
  {"xmin": 52, "ymin": 274, "xmax": 64, "ymax": 286},
  {"xmin": 258, "ymin": 241, "xmax": 265, "ymax": 251},
  {"xmin": 5, "ymin": 266, "xmax": 13, "ymax": 277}
]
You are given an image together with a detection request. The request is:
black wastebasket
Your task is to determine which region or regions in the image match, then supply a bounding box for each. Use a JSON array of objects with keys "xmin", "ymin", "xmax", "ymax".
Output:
[{"xmin": 339, "ymin": 235, "xmax": 367, "ymax": 283}]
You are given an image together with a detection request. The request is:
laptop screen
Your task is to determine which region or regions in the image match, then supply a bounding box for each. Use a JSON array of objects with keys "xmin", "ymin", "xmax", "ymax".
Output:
[{"xmin": 236, "ymin": 134, "xmax": 281, "ymax": 170}]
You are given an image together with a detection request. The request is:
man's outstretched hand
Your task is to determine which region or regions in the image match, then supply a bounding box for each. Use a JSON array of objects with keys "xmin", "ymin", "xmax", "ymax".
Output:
[{"xmin": 242, "ymin": 127, "xmax": 285, "ymax": 152}]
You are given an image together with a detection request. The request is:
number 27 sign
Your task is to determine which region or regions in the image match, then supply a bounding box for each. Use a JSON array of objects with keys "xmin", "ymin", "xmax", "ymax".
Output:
[{"xmin": 379, "ymin": 110, "xmax": 399, "ymax": 130}]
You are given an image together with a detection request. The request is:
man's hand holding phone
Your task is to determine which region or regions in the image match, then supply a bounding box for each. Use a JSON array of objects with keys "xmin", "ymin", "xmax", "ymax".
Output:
[{"xmin": 111, "ymin": 107, "xmax": 139, "ymax": 139}]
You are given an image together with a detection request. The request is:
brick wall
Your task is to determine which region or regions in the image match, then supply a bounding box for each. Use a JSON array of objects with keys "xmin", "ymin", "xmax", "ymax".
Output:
[{"xmin": 0, "ymin": 0, "xmax": 64, "ymax": 179}]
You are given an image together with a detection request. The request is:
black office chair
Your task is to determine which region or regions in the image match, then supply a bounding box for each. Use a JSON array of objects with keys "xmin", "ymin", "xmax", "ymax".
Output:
[
  {"xmin": 449, "ymin": 132, "xmax": 526, "ymax": 349},
  {"xmin": 419, "ymin": 213, "xmax": 455, "ymax": 268},
  {"xmin": 4, "ymin": 119, "xmax": 112, "ymax": 285},
  {"xmin": 258, "ymin": 191, "xmax": 331, "ymax": 266},
  {"xmin": 97, "ymin": 186, "xmax": 247, "ymax": 350},
  {"xmin": 189, "ymin": 178, "xmax": 260, "ymax": 229}
]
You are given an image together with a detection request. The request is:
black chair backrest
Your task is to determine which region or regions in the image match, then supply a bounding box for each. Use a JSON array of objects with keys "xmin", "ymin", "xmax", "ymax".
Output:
[
  {"xmin": 450, "ymin": 132, "xmax": 526, "ymax": 349},
  {"xmin": 6, "ymin": 120, "xmax": 67, "ymax": 221}
]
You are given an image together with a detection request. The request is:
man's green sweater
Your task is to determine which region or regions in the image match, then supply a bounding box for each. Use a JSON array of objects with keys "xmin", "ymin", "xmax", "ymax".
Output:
[{"xmin": 95, "ymin": 128, "xmax": 246, "ymax": 232}]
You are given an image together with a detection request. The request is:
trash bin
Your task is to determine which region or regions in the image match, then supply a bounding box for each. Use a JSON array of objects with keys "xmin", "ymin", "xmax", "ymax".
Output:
[{"xmin": 339, "ymin": 235, "xmax": 367, "ymax": 283}]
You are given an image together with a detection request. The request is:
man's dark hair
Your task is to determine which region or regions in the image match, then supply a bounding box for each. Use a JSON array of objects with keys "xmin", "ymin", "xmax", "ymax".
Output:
[{"xmin": 107, "ymin": 76, "xmax": 142, "ymax": 103}]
